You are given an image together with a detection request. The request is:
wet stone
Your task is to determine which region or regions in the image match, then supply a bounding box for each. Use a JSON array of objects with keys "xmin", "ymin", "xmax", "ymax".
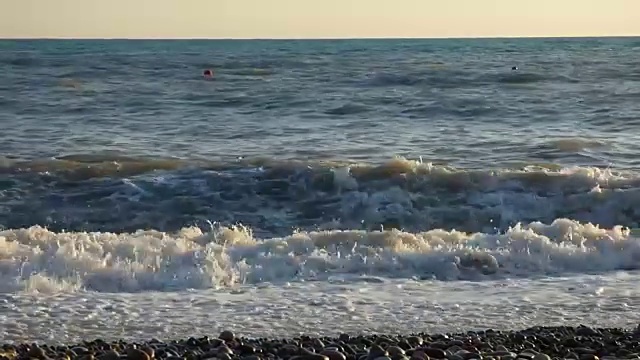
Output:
[
  {"xmin": 5, "ymin": 327, "xmax": 640, "ymax": 360},
  {"xmin": 219, "ymin": 331, "xmax": 236, "ymax": 342},
  {"xmin": 126, "ymin": 348, "xmax": 150, "ymax": 360},
  {"xmin": 420, "ymin": 348, "xmax": 446, "ymax": 359},
  {"xmin": 321, "ymin": 350, "xmax": 346, "ymax": 360}
]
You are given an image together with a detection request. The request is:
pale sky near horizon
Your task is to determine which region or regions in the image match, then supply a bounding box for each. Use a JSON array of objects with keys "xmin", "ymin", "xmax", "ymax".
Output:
[{"xmin": 1, "ymin": 0, "xmax": 639, "ymax": 39}]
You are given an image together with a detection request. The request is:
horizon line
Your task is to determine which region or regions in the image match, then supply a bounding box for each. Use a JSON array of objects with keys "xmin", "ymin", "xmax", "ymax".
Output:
[{"xmin": 1, "ymin": 34, "xmax": 639, "ymax": 41}]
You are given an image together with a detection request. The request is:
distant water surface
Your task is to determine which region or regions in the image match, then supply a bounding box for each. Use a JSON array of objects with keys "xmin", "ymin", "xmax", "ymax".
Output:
[{"xmin": 1, "ymin": 38, "xmax": 639, "ymax": 165}]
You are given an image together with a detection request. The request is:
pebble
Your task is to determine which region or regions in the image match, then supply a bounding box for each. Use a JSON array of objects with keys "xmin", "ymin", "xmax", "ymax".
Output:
[
  {"xmin": 321, "ymin": 350, "xmax": 347, "ymax": 360},
  {"xmin": 532, "ymin": 354, "xmax": 551, "ymax": 360},
  {"xmin": 220, "ymin": 331, "xmax": 236, "ymax": 342},
  {"xmin": 3, "ymin": 326, "xmax": 640, "ymax": 360},
  {"xmin": 126, "ymin": 348, "xmax": 151, "ymax": 360}
]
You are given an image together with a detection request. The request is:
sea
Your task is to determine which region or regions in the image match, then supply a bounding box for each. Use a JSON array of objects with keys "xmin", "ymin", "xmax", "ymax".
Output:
[{"xmin": 1, "ymin": 37, "xmax": 640, "ymax": 344}]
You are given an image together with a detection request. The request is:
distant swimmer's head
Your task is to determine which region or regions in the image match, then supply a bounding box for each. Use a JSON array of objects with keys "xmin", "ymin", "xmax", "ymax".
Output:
[
  {"xmin": 203, "ymin": 69, "xmax": 214, "ymax": 78},
  {"xmin": 511, "ymin": 66, "xmax": 518, "ymax": 71}
]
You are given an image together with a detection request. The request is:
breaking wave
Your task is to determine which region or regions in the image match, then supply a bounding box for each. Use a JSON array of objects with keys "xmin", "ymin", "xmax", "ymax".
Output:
[
  {"xmin": 3, "ymin": 156, "xmax": 640, "ymax": 293},
  {"xmin": 1, "ymin": 218, "xmax": 638, "ymax": 294}
]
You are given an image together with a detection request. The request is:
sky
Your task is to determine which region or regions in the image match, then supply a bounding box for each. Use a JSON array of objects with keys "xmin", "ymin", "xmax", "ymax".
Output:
[{"xmin": 1, "ymin": 0, "xmax": 639, "ymax": 39}]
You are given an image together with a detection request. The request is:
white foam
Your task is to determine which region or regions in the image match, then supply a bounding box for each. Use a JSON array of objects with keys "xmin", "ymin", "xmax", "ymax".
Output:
[
  {"xmin": 331, "ymin": 166, "xmax": 359, "ymax": 191},
  {"xmin": 0, "ymin": 218, "xmax": 638, "ymax": 293}
]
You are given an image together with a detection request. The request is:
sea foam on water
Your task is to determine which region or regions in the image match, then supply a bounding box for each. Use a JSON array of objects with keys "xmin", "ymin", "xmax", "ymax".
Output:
[{"xmin": 0, "ymin": 218, "xmax": 636, "ymax": 294}]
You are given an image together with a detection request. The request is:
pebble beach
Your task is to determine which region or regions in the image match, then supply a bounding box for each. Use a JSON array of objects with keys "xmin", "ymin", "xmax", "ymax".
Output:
[{"xmin": 5, "ymin": 327, "xmax": 640, "ymax": 360}]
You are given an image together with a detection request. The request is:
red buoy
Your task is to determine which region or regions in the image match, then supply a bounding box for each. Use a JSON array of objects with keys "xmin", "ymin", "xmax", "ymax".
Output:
[{"xmin": 203, "ymin": 69, "xmax": 213, "ymax": 77}]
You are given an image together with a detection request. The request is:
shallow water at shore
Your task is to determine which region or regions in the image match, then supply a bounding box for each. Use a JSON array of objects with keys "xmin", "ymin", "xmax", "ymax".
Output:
[{"xmin": 2, "ymin": 273, "xmax": 639, "ymax": 344}]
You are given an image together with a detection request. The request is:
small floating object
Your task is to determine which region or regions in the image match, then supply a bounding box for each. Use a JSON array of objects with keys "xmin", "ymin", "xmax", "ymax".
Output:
[
  {"xmin": 511, "ymin": 66, "xmax": 518, "ymax": 71},
  {"xmin": 60, "ymin": 78, "xmax": 81, "ymax": 89},
  {"xmin": 203, "ymin": 69, "xmax": 214, "ymax": 78}
]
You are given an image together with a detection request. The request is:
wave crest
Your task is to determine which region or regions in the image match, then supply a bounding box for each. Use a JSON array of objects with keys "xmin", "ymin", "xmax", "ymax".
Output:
[
  {"xmin": 2, "ymin": 156, "xmax": 640, "ymax": 235},
  {"xmin": 0, "ymin": 218, "xmax": 637, "ymax": 294}
]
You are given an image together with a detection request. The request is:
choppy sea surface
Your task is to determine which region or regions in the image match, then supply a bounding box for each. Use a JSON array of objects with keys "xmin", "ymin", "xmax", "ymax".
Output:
[{"xmin": 1, "ymin": 37, "xmax": 640, "ymax": 343}]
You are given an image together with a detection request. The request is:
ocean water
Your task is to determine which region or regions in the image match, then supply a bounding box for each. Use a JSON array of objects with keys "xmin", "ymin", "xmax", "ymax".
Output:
[{"xmin": 1, "ymin": 37, "xmax": 640, "ymax": 343}]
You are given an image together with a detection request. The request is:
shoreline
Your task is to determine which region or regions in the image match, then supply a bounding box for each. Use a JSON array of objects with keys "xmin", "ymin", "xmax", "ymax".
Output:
[{"xmin": 2, "ymin": 326, "xmax": 640, "ymax": 360}]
